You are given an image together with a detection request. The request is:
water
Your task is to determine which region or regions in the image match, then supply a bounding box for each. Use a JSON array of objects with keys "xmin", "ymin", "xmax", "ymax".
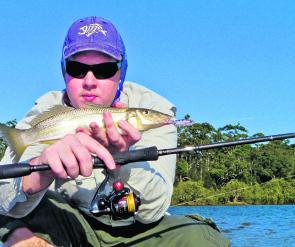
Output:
[{"xmin": 168, "ymin": 205, "xmax": 295, "ymax": 247}]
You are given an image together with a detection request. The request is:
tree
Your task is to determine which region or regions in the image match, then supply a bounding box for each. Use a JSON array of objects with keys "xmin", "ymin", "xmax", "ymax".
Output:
[
  {"xmin": 0, "ymin": 119, "xmax": 17, "ymax": 160},
  {"xmin": 176, "ymin": 159, "xmax": 189, "ymax": 182}
]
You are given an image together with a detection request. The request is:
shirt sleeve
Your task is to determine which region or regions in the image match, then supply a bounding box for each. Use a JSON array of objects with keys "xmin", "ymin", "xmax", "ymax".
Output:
[
  {"xmin": 0, "ymin": 144, "xmax": 49, "ymax": 218},
  {"xmin": 0, "ymin": 146, "xmax": 28, "ymax": 217},
  {"xmin": 0, "ymin": 91, "xmax": 63, "ymax": 218}
]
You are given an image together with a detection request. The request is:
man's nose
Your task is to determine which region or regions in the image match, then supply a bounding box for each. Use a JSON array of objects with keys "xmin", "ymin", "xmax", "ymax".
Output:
[{"xmin": 83, "ymin": 71, "xmax": 97, "ymax": 89}]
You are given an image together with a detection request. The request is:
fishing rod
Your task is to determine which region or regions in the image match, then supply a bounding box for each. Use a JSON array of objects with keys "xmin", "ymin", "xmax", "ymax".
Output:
[{"xmin": 1, "ymin": 132, "xmax": 295, "ymax": 179}]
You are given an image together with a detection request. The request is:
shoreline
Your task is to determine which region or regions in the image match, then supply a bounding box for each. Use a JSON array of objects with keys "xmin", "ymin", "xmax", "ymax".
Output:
[{"xmin": 170, "ymin": 202, "xmax": 295, "ymax": 206}]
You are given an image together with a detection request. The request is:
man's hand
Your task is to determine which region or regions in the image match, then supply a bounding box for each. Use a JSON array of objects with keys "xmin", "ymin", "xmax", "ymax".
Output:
[
  {"xmin": 77, "ymin": 101, "xmax": 142, "ymax": 153},
  {"xmin": 23, "ymin": 101, "xmax": 140, "ymax": 195},
  {"xmin": 23, "ymin": 131, "xmax": 116, "ymax": 194},
  {"xmin": 37, "ymin": 131, "xmax": 116, "ymax": 179}
]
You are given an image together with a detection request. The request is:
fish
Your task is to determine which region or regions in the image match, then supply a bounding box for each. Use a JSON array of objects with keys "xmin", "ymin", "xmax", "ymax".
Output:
[{"xmin": 0, "ymin": 104, "xmax": 175, "ymax": 161}]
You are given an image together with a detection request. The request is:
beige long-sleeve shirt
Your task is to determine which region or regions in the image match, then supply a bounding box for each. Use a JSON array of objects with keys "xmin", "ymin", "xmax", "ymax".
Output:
[{"xmin": 0, "ymin": 82, "xmax": 177, "ymax": 226}]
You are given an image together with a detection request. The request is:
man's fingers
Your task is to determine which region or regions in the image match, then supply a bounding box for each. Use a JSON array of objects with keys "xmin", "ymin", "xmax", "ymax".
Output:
[
  {"xmin": 76, "ymin": 127, "xmax": 91, "ymax": 135},
  {"xmin": 76, "ymin": 132, "xmax": 116, "ymax": 170},
  {"xmin": 43, "ymin": 147, "xmax": 68, "ymax": 179},
  {"xmin": 103, "ymin": 112, "xmax": 125, "ymax": 150},
  {"xmin": 89, "ymin": 122, "xmax": 109, "ymax": 147},
  {"xmin": 57, "ymin": 136, "xmax": 80, "ymax": 179},
  {"xmin": 119, "ymin": 120, "xmax": 142, "ymax": 145},
  {"xmin": 66, "ymin": 137, "xmax": 93, "ymax": 177},
  {"xmin": 112, "ymin": 101, "xmax": 126, "ymax": 108}
]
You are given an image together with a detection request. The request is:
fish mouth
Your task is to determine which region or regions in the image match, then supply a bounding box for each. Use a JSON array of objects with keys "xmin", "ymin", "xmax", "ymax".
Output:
[{"xmin": 166, "ymin": 117, "xmax": 175, "ymax": 124}]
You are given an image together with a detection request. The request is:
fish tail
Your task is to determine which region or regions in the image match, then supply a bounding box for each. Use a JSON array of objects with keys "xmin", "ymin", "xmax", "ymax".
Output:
[{"xmin": 0, "ymin": 123, "xmax": 27, "ymax": 161}]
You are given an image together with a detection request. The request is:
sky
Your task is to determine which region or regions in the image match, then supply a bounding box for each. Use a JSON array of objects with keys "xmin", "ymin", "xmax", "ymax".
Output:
[{"xmin": 0, "ymin": 1, "xmax": 294, "ymax": 138}]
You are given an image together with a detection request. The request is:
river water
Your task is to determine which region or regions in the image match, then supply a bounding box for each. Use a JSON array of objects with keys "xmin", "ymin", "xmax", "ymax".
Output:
[{"xmin": 168, "ymin": 205, "xmax": 295, "ymax": 247}]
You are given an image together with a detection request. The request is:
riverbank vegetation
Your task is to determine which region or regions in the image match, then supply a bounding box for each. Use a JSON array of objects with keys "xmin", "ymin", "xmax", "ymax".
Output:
[
  {"xmin": 173, "ymin": 115, "xmax": 295, "ymax": 205},
  {"xmin": 0, "ymin": 120, "xmax": 17, "ymax": 160}
]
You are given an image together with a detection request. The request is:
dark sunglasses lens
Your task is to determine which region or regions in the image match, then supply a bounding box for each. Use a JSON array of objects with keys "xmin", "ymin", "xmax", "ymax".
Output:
[
  {"xmin": 93, "ymin": 63, "xmax": 119, "ymax": 79},
  {"xmin": 66, "ymin": 61, "xmax": 87, "ymax": 78}
]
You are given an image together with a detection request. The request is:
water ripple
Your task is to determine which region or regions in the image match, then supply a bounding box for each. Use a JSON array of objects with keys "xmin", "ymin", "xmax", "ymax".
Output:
[{"xmin": 168, "ymin": 205, "xmax": 295, "ymax": 247}]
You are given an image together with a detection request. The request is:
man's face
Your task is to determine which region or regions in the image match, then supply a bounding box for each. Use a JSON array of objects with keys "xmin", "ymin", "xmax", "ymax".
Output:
[{"xmin": 65, "ymin": 50, "xmax": 121, "ymax": 108}]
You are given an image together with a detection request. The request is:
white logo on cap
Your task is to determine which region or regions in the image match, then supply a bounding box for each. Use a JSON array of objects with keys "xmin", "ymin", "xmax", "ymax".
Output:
[{"xmin": 78, "ymin": 23, "xmax": 107, "ymax": 37}]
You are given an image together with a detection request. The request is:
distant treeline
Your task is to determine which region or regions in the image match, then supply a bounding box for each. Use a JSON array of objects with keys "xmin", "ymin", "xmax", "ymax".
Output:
[
  {"xmin": 173, "ymin": 115, "xmax": 295, "ymax": 205},
  {"xmin": 0, "ymin": 120, "xmax": 17, "ymax": 160}
]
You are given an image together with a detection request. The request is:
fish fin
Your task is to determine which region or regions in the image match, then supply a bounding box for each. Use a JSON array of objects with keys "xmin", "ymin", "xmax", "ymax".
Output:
[
  {"xmin": 30, "ymin": 105, "xmax": 75, "ymax": 127},
  {"xmin": 0, "ymin": 124, "xmax": 27, "ymax": 161}
]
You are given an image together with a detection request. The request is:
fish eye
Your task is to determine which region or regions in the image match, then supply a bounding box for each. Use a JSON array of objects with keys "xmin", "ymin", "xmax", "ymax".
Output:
[{"xmin": 143, "ymin": 110, "xmax": 149, "ymax": 115}]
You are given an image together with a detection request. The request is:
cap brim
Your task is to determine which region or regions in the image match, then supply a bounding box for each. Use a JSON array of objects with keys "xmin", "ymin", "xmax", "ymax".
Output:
[{"xmin": 64, "ymin": 44, "xmax": 122, "ymax": 61}]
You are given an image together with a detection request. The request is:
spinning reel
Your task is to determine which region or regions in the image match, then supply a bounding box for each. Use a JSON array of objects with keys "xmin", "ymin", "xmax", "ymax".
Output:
[{"xmin": 90, "ymin": 179, "xmax": 141, "ymax": 220}]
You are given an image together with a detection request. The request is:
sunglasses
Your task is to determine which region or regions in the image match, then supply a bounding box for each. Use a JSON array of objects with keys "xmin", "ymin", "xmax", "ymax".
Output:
[{"xmin": 65, "ymin": 60, "xmax": 122, "ymax": 79}]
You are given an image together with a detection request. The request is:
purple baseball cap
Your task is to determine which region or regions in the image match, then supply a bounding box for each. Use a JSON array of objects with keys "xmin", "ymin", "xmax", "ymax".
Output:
[{"xmin": 61, "ymin": 16, "xmax": 128, "ymax": 103}]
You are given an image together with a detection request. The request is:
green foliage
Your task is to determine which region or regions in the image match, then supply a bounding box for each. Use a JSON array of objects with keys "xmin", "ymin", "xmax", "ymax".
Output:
[
  {"xmin": 172, "ymin": 178, "xmax": 295, "ymax": 205},
  {"xmin": 0, "ymin": 119, "xmax": 17, "ymax": 160},
  {"xmin": 172, "ymin": 180, "xmax": 217, "ymax": 205},
  {"xmin": 218, "ymin": 179, "xmax": 248, "ymax": 203},
  {"xmin": 174, "ymin": 117, "xmax": 295, "ymax": 205},
  {"xmin": 176, "ymin": 159, "xmax": 189, "ymax": 182}
]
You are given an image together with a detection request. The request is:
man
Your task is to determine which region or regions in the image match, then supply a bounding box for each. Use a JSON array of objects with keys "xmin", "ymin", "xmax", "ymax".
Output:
[{"xmin": 0, "ymin": 16, "xmax": 230, "ymax": 246}]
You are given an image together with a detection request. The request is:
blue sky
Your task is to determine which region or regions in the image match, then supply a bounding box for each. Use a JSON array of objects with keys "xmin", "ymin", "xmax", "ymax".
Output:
[{"xmin": 0, "ymin": 1, "xmax": 294, "ymax": 137}]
